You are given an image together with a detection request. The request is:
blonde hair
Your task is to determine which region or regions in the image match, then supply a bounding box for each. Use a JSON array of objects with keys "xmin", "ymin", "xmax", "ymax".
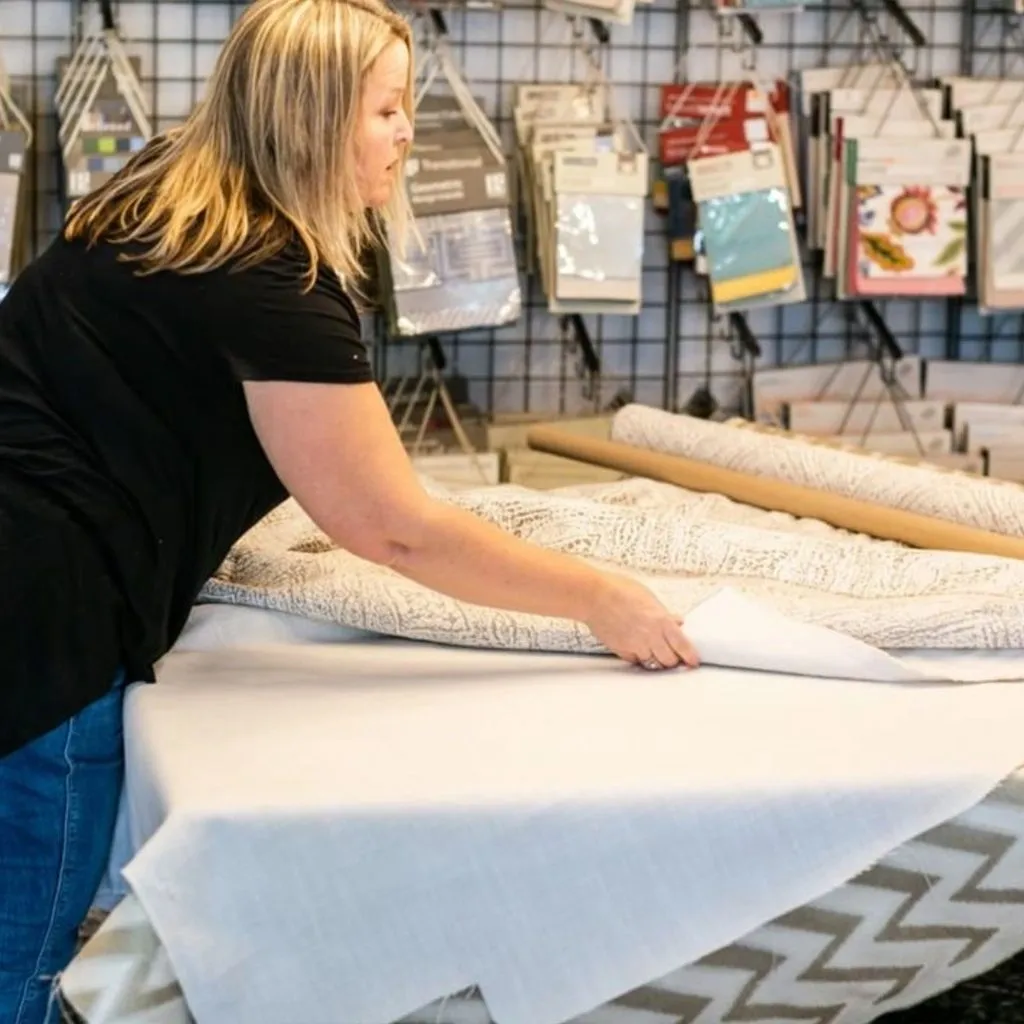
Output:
[{"xmin": 64, "ymin": 0, "xmax": 413, "ymax": 292}]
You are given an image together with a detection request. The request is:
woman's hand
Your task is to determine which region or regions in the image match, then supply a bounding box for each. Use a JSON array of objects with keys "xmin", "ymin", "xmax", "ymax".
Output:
[
  {"xmin": 245, "ymin": 380, "xmax": 703, "ymax": 669},
  {"xmin": 584, "ymin": 572, "xmax": 700, "ymax": 671}
]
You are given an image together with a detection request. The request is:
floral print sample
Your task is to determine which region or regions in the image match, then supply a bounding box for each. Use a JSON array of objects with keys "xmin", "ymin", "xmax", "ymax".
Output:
[{"xmin": 852, "ymin": 184, "xmax": 967, "ymax": 295}]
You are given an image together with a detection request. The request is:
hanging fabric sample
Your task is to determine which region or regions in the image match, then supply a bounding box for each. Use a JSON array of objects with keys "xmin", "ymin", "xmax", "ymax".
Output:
[
  {"xmin": 657, "ymin": 79, "xmax": 799, "ymax": 268},
  {"xmin": 798, "ymin": 65, "xmax": 912, "ymax": 252},
  {"xmin": 54, "ymin": 11, "xmax": 152, "ymax": 207},
  {"xmin": 944, "ymin": 73, "xmax": 1024, "ymax": 311},
  {"xmin": 821, "ymin": 98, "xmax": 954, "ymax": 281},
  {"xmin": 815, "ymin": 84, "xmax": 944, "ymax": 273},
  {"xmin": 981, "ymin": 151, "xmax": 1024, "ymax": 311},
  {"xmin": 659, "ymin": 83, "xmax": 776, "ymax": 265},
  {"xmin": 385, "ymin": 143, "xmax": 520, "ymax": 337},
  {"xmin": 551, "ymin": 150, "xmax": 648, "ymax": 315},
  {"xmin": 512, "ymin": 75, "xmax": 651, "ymax": 316},
  {"xmin": 382, "ymin": 88, "xmax": 521, "ymax": 337},
  {"xmin": 687, "ymin": 142, "xmax": 804, "ymax": 311},
  {"xmin": 513, "ymin": 82, "xmax": 608, "ymax": 282},
  {"xmin": 839, "ymin": 136, "xmax": 971, "ymax": 299},
  {"xmin": 960, "ymin": 99, "xmax": 1024, "ymax": 139},
  {"xmin": 661, "ymin": 164, "xmax": 697, "ymax": 261},
  {"xmin": 529, "ymin": 124, "xmax": 606, "ymax": 298}
]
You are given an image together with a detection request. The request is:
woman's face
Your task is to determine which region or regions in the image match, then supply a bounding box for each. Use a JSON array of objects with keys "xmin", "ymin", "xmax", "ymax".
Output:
[{"xmin": 355, "ymin": 39, "xmax": 414, "ymax": 208}]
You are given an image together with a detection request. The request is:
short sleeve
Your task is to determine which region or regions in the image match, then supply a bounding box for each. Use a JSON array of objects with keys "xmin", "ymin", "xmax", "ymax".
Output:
[{"xmin": 216, "ymin": 248, "xmax": 375, "ymax": 385}]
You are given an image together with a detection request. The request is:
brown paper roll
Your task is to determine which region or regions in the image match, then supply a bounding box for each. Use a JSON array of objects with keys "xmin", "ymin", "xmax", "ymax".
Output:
[{"xmin": 526, "ymin": 424, "xmax": 1024, "ymax": 561}]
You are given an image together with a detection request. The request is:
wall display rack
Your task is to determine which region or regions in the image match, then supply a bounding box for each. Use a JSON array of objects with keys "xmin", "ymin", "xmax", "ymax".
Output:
[{"xmin": 1, "ymin": 0, "xmax": 1022, "ymax": 420}]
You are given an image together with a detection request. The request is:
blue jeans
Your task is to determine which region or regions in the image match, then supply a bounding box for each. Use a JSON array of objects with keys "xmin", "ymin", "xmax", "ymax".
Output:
[{"xmin": 0, "ymin": 679, "xmax": 125, "ymax": 1024}]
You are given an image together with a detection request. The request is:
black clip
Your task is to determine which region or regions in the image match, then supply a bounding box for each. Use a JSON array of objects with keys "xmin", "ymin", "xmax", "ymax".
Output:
[
  {"xmin": 588, "ymin": 17, "xmax": 610, "ymax": 46},
  {"xmin": 726, "ymin": 313, "xmax": 760, "ymax": 420},
  {"xmin": 728, "ymin": 312, "xmax": 761, "ymax": 359},
  {"xmin": 99, "ymin": 0, "xmax": 116, "ymax": 30},
  {"xmin": 879, "ymin": 0, "xmax": 926, "ymax": 48},
  {"xmin": 422, "ymin": 335, "xmax": 447, "ymax": 373},
  {"xmin": 857, "ymin": 301, "xmax": 904, "ymax": 384},
  {"xmin": 560, "ymin": 314, "xmax": 601, "ymax": 399},
  {"xmin": 850, "ymin": 0, "xmax": 926, "ymax": 50},
  {"xmin": 736, "ymin": 13, "xmax": 763, "ymax": 47},
  {"xmin": 428, "ymin": 7, "xmax": 448, "ymax": 37}
]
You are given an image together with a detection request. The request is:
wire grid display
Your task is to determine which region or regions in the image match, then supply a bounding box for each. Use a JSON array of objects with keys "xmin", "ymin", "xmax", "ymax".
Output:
[{"xmin": 0, "ymin": 0, "xmax": 1018, "ymax": 417}]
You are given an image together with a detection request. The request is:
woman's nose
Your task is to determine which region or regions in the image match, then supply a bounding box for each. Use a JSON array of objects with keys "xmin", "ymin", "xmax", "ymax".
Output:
[{"xmin": 397, "ymin": 111, "xmax": 414, "ymax": 145}]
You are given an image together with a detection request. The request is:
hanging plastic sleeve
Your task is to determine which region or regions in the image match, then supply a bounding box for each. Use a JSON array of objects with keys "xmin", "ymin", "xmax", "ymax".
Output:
[
  {"xmin": 550, "ymin": 26, "xmax": 650, "ymax": 313},
  {"xmin": 385, "ymin": 12, "xmax": 520, "ymax": 337},
  {"xmin": 688, "ymin": 143, "xmax": 801, "ymax": 309}
]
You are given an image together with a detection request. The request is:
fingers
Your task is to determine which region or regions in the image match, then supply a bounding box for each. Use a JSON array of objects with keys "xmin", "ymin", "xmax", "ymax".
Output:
[
  {"xmin": 635, "ymin": 620, "xmax": 701, "ymax": 672},
  {"xmin": 613, "ymin": 648, "xmax": 645, "ymax": 667},
  {"xmin": 667, "ymin": 619, "xmax": 701, "ymax": 668},
  {"xmin": 618, "ymin": 648, "xmax": 665, "ymax": 671},
  {"xmin": 605, "ymin": 607, "xmax": 701, "ymax": 672},
  {"xmin": 646, "ymin": 636, "xmax": 682, "ymax": 670}
]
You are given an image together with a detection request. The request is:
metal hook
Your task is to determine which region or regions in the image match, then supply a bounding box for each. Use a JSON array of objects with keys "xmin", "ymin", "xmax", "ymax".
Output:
[
  {"xmin": 714, "ymin": 9, "xmax": 760, "ymax": 71},
  {"xmin": 98, "ymin": 0, "xmax": 116, "ymax": 32}
]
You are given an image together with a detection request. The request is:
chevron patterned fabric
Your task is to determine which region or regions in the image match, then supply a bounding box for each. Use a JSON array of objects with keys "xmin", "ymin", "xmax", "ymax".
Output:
[
  {"xmin": 880, "ymin": 951, "xmax": 1024, "ymax": 1023},
  {"xmin": 61, "ymin": 770, "xmax": 1024, "ymax": 1024}
]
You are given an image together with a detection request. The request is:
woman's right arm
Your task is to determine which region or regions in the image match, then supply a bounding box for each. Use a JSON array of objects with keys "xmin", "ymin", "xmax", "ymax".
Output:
[{"xmin": 243, "ymin": 378, "xmax": 698, "ymax": 670}]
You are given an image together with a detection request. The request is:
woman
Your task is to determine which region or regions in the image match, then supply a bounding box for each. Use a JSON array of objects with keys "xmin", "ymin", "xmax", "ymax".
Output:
[{"xmin": 0, "ymin": 0, "xmax": 698, "ymax": 1019}]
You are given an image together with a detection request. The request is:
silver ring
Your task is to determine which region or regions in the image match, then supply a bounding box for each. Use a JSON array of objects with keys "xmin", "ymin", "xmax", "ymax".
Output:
[{"xmin": 642, "ymin": 657, "xmax": 660, "ymax": 671}]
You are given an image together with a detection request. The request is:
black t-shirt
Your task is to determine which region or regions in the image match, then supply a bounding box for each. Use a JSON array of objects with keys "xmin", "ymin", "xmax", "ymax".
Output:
[{"xmin": 0, "ymin": 232, "xmax": 374, "ymax": 756}]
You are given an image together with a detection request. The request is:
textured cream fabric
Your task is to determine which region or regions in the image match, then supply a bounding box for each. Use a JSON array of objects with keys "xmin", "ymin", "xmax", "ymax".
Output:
[
  {"xmin": 202, "ymin": 407, "xmax": 1024, "ymax": 652},
  {"xmin": 611, "ymin": 403, "xmax": 1024, "ymax": 536}
]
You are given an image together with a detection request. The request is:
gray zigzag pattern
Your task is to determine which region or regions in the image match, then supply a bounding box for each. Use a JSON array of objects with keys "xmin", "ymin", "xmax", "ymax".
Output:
[
  {"xmin": 65, "ymin": 781, "xmax": 1024, "ymax": 1024},
  {"xmin": 603, "ymin": 787, "xmax": 1024, "ymax": 1024}
]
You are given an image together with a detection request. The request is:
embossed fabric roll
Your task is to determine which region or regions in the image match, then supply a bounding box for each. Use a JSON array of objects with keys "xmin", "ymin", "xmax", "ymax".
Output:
[
  {"xmin": 205, "ymin": 479, "xmax": 1024, "ymax": 651},
  {"xmin": 610, "ymin": 404, "xmax": 1024, "ymax": 538}
]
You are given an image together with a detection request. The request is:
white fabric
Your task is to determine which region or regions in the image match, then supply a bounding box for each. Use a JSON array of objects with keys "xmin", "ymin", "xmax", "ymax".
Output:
[
  {"xmin": 684, "ymin": 589, "xmax": 1008, "ymax": 681},
  {"xmin": 94, "ymin": 607, "xmax": 379, "ymax": 909},
  {"xmin": 113, "ymin": 600, "xmax": 1024, "ymax": 1024}
]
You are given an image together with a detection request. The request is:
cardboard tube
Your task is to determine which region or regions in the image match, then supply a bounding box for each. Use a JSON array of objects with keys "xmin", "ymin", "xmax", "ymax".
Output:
[{"xmin": 526, "ymin": 424, "xmax": 1024, "ymax": 561}]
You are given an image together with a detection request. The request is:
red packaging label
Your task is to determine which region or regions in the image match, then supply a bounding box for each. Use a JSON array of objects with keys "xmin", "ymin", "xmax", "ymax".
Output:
[
  {"xmin": 659, "ymin": 79, "xmax": 790, "ymax": 125},
  {"xmin": 659, "ymin": 115, "xmax": 777, "ymax": 167}
]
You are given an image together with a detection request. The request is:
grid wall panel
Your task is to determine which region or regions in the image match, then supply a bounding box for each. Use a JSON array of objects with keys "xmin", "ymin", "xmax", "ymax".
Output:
[{"xmin": 1, "ymin": 1, "xmax": 1017, "ymax": 417}]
